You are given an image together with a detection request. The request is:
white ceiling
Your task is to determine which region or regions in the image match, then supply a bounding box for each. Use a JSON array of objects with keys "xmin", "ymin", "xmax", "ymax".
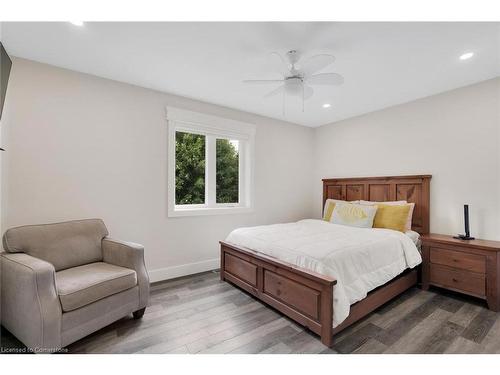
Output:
[{"xmin": 2, "ymin": 22, "xmax": 499, "ymax": 127}]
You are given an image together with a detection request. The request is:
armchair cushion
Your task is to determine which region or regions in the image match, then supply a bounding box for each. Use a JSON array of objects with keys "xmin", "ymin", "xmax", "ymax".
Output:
[
  {"xmin": 3, "ymin": 219, "xmax": 109, "ymax": 271},
  {"xmin": 56, "ymin": 262, "xmax": 137, "ymax": 312}
]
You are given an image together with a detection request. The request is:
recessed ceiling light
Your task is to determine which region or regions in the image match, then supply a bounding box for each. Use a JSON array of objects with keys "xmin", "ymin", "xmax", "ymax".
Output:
[
  {"xmin": 70, "ymin": 21, "xmax": 84, "ymax": 26},
  {"xmin": 459, "ymin": 52, "xmax": 474, "ymax": 60},
  {"xmin": 322, "ymin": 103, "xmax": 331, "ymax": 108}
]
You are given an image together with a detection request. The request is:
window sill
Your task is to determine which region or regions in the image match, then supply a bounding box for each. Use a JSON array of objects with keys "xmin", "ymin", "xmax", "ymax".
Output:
[{"xmin": 168, "ymin": 206, "xmax": 254, "ymax": 217}]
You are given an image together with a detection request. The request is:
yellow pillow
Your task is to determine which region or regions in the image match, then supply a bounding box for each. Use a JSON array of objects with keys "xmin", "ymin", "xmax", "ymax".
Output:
[
  {"xmin": 323, "ymin": 201, "xmax": 336, "ymax": 221},
  {"xmin": 373, "ymin": 204, "xmax": 412, "ymax": 232}
]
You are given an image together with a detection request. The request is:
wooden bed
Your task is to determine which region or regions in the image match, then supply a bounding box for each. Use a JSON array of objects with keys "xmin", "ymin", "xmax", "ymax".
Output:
[{"xmin": 220, "ymin": 175, "xmax": 431, "ymax": 347}]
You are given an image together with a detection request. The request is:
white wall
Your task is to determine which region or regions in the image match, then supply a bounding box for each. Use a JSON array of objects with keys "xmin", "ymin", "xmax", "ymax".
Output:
[
  {"xmin": 314, "ymin": 78, "xmax": 500, "ymax": 240},
  {"xmin": 2, "ymin": 57, "xmax": 499, "ymax": 284},
  {"xmin": 0, "ymin": 58, "xmax": 315, "ymax": 281}
]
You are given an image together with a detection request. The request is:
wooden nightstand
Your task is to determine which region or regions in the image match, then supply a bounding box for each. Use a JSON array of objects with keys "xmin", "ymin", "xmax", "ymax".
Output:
[{"xmin": 421, "ymin": 234, "xmax": 500, "ymax": 311}]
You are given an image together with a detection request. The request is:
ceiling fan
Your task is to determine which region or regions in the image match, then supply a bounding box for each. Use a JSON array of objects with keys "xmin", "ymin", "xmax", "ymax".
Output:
[{"xmin": 243, "ymin": 50, "xmax": 344, "ymax": 113}]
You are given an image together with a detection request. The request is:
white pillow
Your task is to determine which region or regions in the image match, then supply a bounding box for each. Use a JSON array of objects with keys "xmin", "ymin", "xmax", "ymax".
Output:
[
  {"xmin": 359, "ymin": 200, "xmax": 415, "ymax": 232},
  {"xmin": 330, "ymin": 202, "xmax": 378, "ymax": 228}
]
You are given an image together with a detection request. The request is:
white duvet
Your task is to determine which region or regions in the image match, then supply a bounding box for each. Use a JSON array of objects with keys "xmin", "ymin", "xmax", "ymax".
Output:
[{"xmin": 225, "ymin": 219, "xmax": 422, "ymax": 327}]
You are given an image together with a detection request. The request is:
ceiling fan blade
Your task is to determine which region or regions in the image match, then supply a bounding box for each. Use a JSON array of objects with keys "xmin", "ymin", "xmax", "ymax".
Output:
[
  {"xmin": 243, "ymin": 79, "xmax": 284, "ymax": 84},
  {"xmin": 306, "ymin": 73, "xmax": 344, "ymax": 86},
  {"xmin": 300, "ymin": 54, "xmax": 335, "ymax": 75},
  {"xmin": 263, "ymin": 85, "xmax": 285, "ymax": 98}
]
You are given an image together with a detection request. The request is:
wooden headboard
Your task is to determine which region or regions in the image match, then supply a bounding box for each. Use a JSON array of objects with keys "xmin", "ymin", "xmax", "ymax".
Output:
[{"xmin": 322, "ymin": 175, "xmax": 431, "ymax": 234}]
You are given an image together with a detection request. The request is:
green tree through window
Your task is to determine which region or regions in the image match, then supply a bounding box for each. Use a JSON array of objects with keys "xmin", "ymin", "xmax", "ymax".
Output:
[
  {"xmin": 175, "ymin": 132, "xmax": 205, "ymax": 204},
  {"xmin": 175, "ymin": 133, "xmax": 240, "ymax": 205},
  {"xmin": 216, "ymin": 139, "xmax": 239, "ymax": 203}
]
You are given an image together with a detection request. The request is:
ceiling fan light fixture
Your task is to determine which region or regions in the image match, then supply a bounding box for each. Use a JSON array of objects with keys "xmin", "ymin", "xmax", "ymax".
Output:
[
  {"xmin": 322, "ymin": 103, "xmax": 331, "ymax": 108},
  {"xmin": 284, "ymin": 77, "xmax": 303, "ymax": 96}
]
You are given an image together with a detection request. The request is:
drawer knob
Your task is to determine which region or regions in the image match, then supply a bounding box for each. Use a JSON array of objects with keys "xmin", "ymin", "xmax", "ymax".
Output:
[
  {"xmin": 453, "ymin": 259, "xmax": 459, "ymax": 262},
  {"xmin": 452, "ymin": 278, "xmax": 458, "ymax": 282}
]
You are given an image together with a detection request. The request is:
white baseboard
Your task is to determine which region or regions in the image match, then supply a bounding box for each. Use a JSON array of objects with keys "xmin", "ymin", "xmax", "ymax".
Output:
[{"xmin": 148, "ymin": 258, "xmax": 220, "ymax": 283}]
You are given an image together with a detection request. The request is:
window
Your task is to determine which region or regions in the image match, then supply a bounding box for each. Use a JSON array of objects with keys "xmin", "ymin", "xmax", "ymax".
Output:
[
  {"xmin": 175, "ymin": 131, "xmax": 206, "ymax": 205},
  {"xmin": 216, "ymin": 138, "xmax": 239, "ymax": 204},
  {"xmin": 167, "ymin": 107, "xmax": 255, "ymax": 216}
]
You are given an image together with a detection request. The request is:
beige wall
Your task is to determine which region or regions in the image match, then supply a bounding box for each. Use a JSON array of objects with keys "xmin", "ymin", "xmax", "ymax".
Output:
[
  {"xmin": 314, "ymin": 78, "xmax": 500, "ymax": 240},
  {"xmin": 0, "ymin": 58, "xmax": 315, "ymax": 281}
]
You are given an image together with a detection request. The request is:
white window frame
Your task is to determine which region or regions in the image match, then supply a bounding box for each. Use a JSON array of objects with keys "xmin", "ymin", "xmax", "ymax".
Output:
[{"xmin": 167, "ymin": 107, "xmax": 255, "ymax": 217}]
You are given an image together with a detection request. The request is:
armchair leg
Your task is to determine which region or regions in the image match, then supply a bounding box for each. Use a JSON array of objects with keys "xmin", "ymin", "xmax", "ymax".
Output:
[{"xmin": 133, "ymin": 308, "xmax": 146, "ymax": 319}]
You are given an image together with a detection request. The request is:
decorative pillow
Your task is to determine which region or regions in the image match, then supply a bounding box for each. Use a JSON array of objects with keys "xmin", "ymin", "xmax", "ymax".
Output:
[
  {"xmin": 373, "ymin": 204, "xmax": 412, "ymax": 232},
  {"xmin": 323, "ymin": 199, "xmax": 360, "ymax": 221},
  {"xmin": 330, "ymin": 202, "xmax": 378, "ymax": 228},
  {"xmin": 359, "ymin": 200, "xmax": 414, "ymax": 231}
]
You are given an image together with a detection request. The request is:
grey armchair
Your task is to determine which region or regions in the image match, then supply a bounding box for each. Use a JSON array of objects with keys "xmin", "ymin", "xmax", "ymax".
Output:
[{"xmin": 0, "ymin": 219, "xmax": 149, "ymax": 352}]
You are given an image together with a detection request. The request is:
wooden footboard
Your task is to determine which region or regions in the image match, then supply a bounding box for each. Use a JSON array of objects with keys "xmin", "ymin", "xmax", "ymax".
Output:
[
  {"xmin": 220, "ymin": 241, "xmax": 337, "ymax": 347},
  {"xmin": 220, "ymin": 241, "xmax": 418, "ymax": 347}
]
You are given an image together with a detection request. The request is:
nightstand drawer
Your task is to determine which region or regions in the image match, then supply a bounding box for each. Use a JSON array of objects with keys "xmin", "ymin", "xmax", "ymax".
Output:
[
  {"xmin": 430, "ymin": 247, "xmax": 485, "ymax": 273},
  {"xmin": 430, "ymin": 264, "xmax": 485, "ymax": 297}
]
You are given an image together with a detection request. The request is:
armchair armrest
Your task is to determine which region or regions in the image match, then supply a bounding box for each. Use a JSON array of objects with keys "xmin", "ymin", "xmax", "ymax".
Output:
[
  {"xmin": 102, "ymin": 238, "xmax": 150, "ymax": 309},
  {"xmin": 1, "ymin": 252, "xmax": 62, "ymax": 351}
]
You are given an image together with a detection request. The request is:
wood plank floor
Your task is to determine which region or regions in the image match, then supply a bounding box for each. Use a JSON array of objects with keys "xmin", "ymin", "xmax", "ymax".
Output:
[{"xmin": 1, "ymin": 270, "xmax": 500, "ymax": 354}]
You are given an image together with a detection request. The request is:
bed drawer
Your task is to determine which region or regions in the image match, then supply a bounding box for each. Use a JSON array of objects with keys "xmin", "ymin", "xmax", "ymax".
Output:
[
  {"xmin": 430, "ymin": 247, "xmax": 485, "ymax": 273},
  {"xmin": 224, "ymin": 253, "xmax": 257, "ymax": 287},
  {"xmin": 430, "ymin": 264, "xmax": 485, "ymax": 297},
  {"xmin": 263, "ymin": 270, "xmax": 321, "ymax": 320}
]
